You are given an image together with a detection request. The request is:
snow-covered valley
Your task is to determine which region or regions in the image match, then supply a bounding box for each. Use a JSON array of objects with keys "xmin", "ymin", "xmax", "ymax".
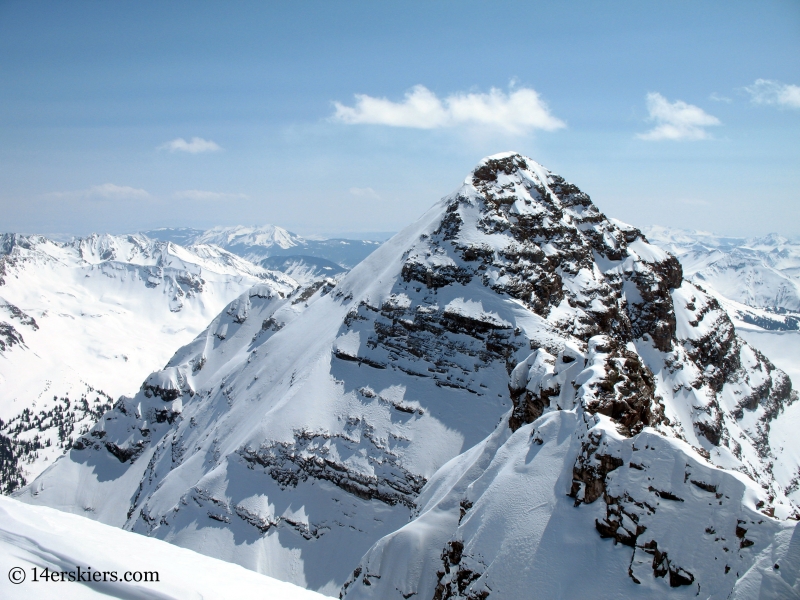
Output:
[{"xmin": 12, "ymin": 153, "xmax": 799, "ymax": 599}]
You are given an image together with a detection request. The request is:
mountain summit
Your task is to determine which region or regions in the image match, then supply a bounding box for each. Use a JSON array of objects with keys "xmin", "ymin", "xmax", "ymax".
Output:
[{"xmin": 19, "ymin": 153, "xmax": 798, "ymax": 597}]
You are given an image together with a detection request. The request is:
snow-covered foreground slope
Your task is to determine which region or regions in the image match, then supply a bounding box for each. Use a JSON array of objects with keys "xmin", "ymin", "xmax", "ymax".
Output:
[
  {"xmin": 0, "ymin": 233, "xmax": 297, "ymax": 491},
  {"xmin": 145, "ymin": 224, "xmax": 382, "ymax": 270},
  {"xmin": 0, "ymin": 495, "xmax": 328, "ymax": 599},
  {"xmin": 19, "ymin": 154, "xmax": 799, "ymax": 597}
]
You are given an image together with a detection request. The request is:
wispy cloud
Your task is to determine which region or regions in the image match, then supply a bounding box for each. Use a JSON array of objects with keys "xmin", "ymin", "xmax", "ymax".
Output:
[
  {"xmin": 159, "ymin": 137, "xmax": 222, "ymax": 153},
  {"xmin": 348, "ymin": 187, "xmax": 381, "ymax": 200},
  {"xmin": 333, "ymin": 84, "xmax": 565, "ymax": 135},
  {"xmin": 638, "ymin": 93, "xmax": 720, "ymax": 141},
  {"xmin": 709, "ymin": 92, "xmax": 732, "ymax": 103},
  {"xmin": 744, "ymin": 79, "xmax": 800, "ymax": 109},
  {"xmin": 45, "ymin": 183, "xmax": 150, "ymax": 201},
  {"xmin": 172, "ymin": 190, "xmax": 248, "ymax": 201}
]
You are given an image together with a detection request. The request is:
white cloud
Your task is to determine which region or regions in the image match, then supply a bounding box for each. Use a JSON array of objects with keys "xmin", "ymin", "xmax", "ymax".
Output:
[
  {"xmin": 172, "ymin": 190, "xmax": 248, "ymax": 201},
  {"xmin": 348, "ymin": 187, "xmax": 381, "ymax": 200},
  {"xmin": 45, "ymin": 183, "xmax": 150, "ymax": 201},
  {"xmin": 744, "ymin": 79, "xmax": 800, "ymax": 109},
  {"xmin": 159, "ymin": 137, "xmax": 222, "ymax": 153},
  {"xmin": 333, "ymin": 85, "xmax": 565, "ymax": 134},
  {"xmin": 638, "ymin": 93, "xmax": 720, "ymax": 141}
]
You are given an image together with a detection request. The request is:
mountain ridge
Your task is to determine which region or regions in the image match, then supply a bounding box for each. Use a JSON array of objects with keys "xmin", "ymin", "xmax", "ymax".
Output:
[{"xmin": 0, "ymin": 232, "xmax": 298, "ymax": 493}]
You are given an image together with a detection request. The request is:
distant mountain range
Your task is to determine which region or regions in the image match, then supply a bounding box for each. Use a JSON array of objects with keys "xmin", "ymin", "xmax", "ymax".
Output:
[
  {"xmin": 0, "ymin": 226, "xmax": 387, "ymax": 494},
  {"xmin": 143, "ymin": 225, "xmax": 383, "ymax": 271},
  {"xmin": 643, "ymin": 226, "xmax": 800, "ymax": 320}
]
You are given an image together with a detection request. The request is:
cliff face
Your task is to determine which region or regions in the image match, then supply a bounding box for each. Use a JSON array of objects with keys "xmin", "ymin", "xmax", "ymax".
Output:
[{"xmin": 18, "ymin": 154, "xmax": 798, "ymax": 597}]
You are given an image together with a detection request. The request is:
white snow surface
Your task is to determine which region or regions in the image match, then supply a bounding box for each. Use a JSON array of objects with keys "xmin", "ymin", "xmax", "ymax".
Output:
[
  {"xmin": 17, "ymin": 155, "xmax": 800, "ymax": 598},
  {"xmin": 0, "ymin": 495, "xmax": 328, "ymax": 599}
]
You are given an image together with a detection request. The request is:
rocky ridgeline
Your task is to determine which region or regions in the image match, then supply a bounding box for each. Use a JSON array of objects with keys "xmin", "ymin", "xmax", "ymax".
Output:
[{"xmin": 17, "ymin": 154, "xmax": 799, "ymax": 598}]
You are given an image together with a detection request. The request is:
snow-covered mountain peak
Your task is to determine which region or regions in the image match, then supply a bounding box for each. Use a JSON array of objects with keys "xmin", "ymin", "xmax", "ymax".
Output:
[
  {"xmin": 75, "ymin": 233, "xmax": 153, "ymax": 264},
  {"xmin": 469, "ymin": 151, "xmax": 550, "ymax": 183},
  {"xmin": 18, "ymin": 154, "xmax": 798, "ymax": 597},
  {"xmin": 194, "ymin": 224, "xmax": 304, "ymax": 250},
  {"xmin": 748, "ymin": 233, "xmax": 790, "ymax": 248}
]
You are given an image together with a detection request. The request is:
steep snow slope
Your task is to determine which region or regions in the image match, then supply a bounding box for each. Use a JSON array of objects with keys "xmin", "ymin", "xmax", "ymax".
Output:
[
  {"xmin": 0, "ymin": 495, "xmax": 328, "ymax": 599},
  {"xmin": 0, "ymin": 233, "xmax": 297, "ymax": 492},
  {"xmin": 20, "ymin": 154, "xmax": 798, "ymax": 597},
  {"xmin": 145, "ymin": 225, "xmax": 382, "ymax": 270},
  {"xmin": 345, "ymin": 408, "xmax": 800, "ymax": 599}
]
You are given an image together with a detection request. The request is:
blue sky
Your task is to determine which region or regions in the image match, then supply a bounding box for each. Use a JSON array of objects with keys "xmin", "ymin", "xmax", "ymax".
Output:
[{"xmin": 1, "ymin": 0, "xmax": 798, "ymax": 237}]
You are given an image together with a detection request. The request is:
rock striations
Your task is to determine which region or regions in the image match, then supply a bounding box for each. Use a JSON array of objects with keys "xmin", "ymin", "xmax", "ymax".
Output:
[{"xmin": 18, "ymin": 154, "xmax": 799, "ymax": 598}]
